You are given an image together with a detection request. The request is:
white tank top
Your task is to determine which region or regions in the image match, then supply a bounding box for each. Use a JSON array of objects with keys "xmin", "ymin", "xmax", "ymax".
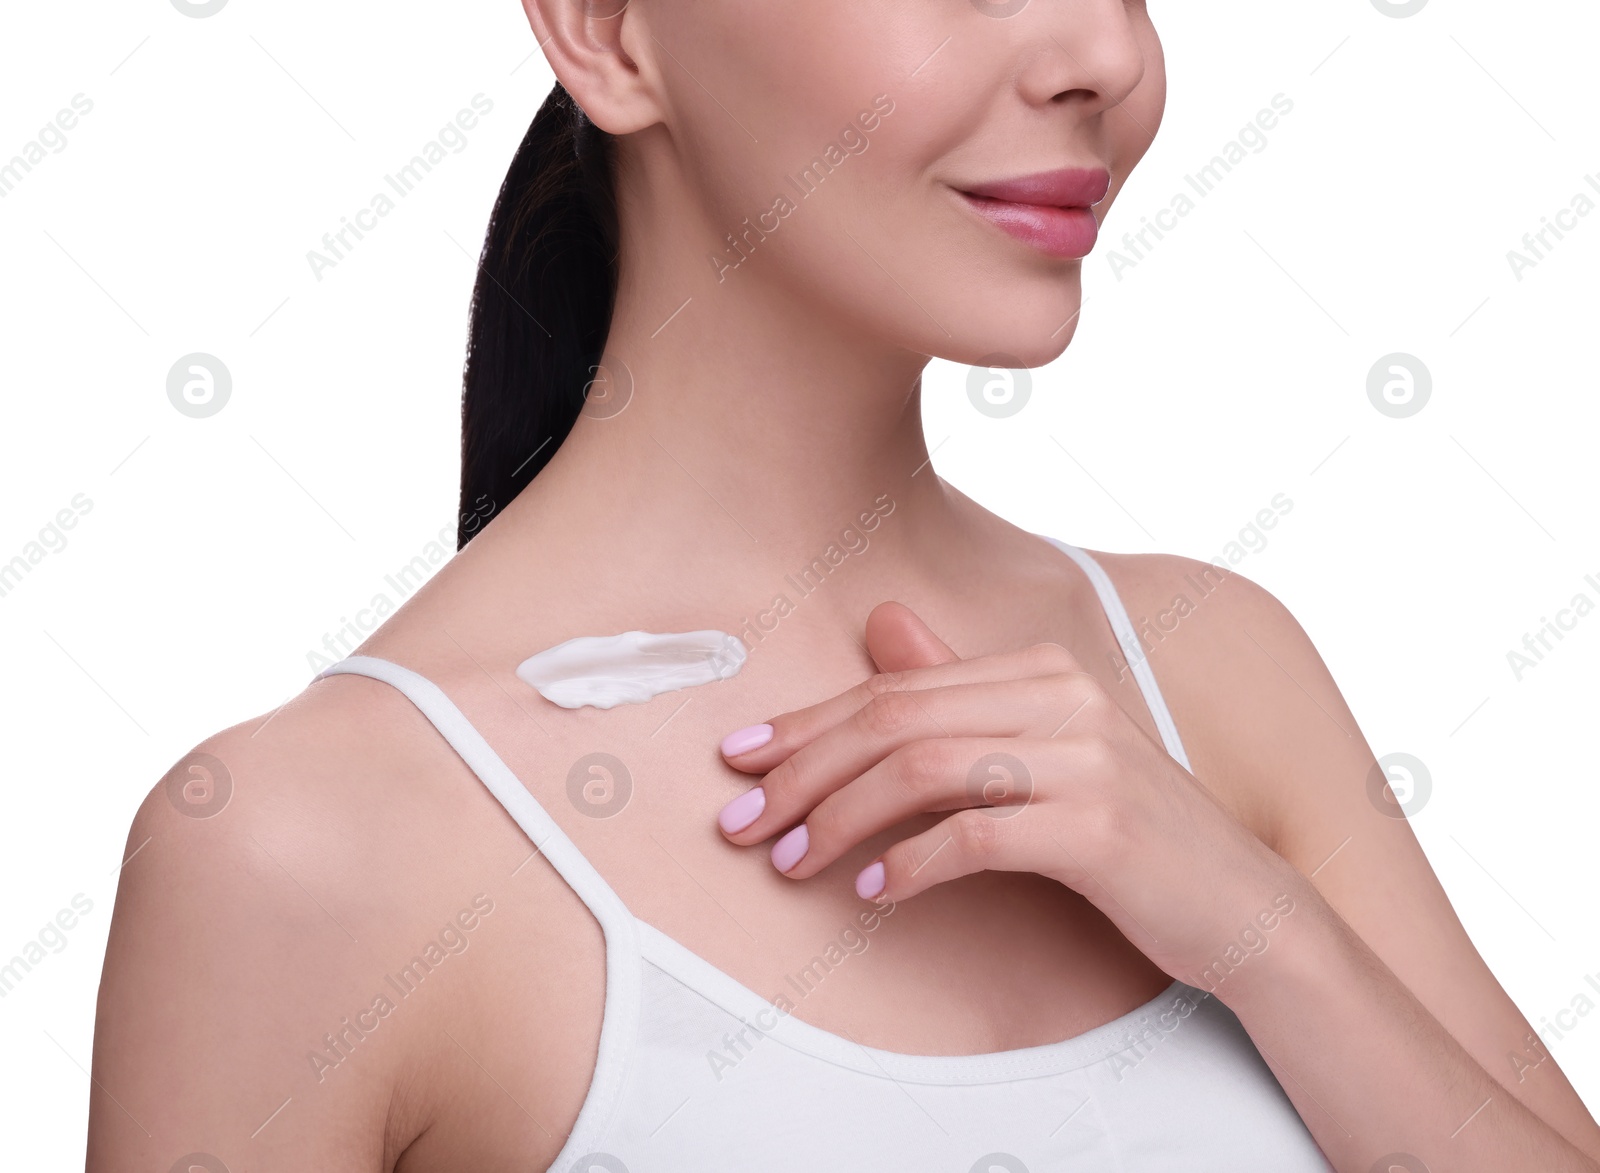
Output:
[{"xmin": 318, "ymin": 539, "xmax": 1332, "ymax": 1172}]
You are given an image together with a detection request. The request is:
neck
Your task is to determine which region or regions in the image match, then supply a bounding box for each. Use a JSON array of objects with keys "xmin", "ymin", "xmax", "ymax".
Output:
[
  {"xmin": 486, "ymin": 138, "xmax": 979, "ymax": 585},
  {"xmin": 551, "ymin": 316, "xmax": 943, "ymax": 547},
  {"xmin": 467, "ymin": 130, "xmax": 992, "ymax": 614}
]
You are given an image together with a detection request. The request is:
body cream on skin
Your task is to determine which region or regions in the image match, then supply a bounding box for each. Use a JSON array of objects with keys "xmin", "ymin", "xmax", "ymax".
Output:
[{"xmin": 516, "ymin": 630, "xmax": 748, "ymax": 710}]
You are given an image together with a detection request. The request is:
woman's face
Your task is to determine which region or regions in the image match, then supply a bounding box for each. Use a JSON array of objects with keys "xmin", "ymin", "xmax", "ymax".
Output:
[{"xmin": 568, "ymin": 0, "xmax": 1163, "ymax": 368}]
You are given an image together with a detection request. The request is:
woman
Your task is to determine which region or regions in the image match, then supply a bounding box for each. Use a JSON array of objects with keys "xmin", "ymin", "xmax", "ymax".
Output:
[{"xmin": 89, "ymin": 1, "xmax": 1600, "ymax": 1170}]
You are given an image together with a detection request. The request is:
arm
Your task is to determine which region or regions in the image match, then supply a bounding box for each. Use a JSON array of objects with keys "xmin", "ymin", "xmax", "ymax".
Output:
[
  {"xmin": 712, "ymin": 557, "xmax": 1600, "ymax": 1172},
  {"xmin": 87, "ymin": 727, "xmax": 419, "ymax": 1173},
  {"xmin": 1153, "ymin": 563, "xmax": 1600, "ymax": 1170},
  {"xmin": 88, "ymin": 678, "xmax": 590, "ymax": 1173}
]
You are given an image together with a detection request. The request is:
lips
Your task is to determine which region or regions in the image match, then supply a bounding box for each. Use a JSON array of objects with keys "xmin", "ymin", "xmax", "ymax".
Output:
[{"xmin": 955, "ymin": 167, "xmax": 1112, "ymax": 259}]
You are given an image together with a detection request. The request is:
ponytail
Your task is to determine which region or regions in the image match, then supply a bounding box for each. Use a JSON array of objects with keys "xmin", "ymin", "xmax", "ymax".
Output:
[{"xmin": 458, "ymin": 83, "xmax": 618, "ymax": 549}]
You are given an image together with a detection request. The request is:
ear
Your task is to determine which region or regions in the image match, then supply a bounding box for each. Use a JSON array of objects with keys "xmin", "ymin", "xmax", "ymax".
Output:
[
  {"xmin": 863, "ymin": 602, "xmax": 963, "ymax": 673},
  {"xmin": 519, "ymin": 0, "xmax": 661, "ymax": 135}
]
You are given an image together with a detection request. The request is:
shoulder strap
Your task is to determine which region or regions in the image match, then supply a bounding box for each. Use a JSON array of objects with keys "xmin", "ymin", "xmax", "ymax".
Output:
[
  {"xmin": 316, "ymin": 655, "xmax": 639, "ymax": 932},
  {"xmin": 1037, "ymin": 538, "xmax": 1194, "ymax": 773},
  {"xmin": 315, "ymin": 654, "xmax": 642, "ymax": 1164}
]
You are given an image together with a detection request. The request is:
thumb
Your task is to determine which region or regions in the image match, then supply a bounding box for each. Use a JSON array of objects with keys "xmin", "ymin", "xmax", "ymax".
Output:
[{"xmin": 863, "ymin": 601, "xmax": 962, "ymax": 673}]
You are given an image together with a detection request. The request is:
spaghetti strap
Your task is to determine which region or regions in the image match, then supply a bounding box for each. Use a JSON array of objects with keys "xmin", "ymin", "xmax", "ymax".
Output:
[
  {"xmin": 314, "ymin": 654, "xmax": 641, "ymax": 1164},
  {"xmin": 317, "ymin": 655, "xmax": 636, "ymax": 929},
  {"xmin": 1037, "ymin": 537, "xmax": 1194, "ymax": 773},
  {"xmin": 305, "ymin": 619, "xmax": 1330, "ymax": 1171}
]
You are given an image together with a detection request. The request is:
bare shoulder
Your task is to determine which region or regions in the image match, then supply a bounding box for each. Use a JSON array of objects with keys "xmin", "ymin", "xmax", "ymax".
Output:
[
  {"xmin": 89, "ymin": 673, "xmax": 588, "ymax": 1172},
  {"xmin": 1078, "ymin": 556, "xmax": 1600, "ymax": 1155},
  {"xmin": 1079, "ymin": 548, "xmax": 1363, "ymax": 861}
]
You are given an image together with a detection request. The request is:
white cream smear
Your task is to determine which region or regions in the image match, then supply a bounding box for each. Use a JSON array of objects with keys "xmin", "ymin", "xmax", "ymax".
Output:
[{"xmin": 516, "ymin": 629, "xmax": 747, "ymax": 710}]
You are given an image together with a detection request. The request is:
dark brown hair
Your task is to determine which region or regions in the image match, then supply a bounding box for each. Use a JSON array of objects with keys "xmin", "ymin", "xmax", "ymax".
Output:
[{"xmin": 457, "ymin": 84, "xmax": 618, "ymax": 548}]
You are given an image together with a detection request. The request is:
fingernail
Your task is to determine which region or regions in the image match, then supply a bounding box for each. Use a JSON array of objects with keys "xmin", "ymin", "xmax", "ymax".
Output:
[
  {"xmin": 855, "ymin": 861, "xmax": 885, "ymax": 900},
  {"xmin": 720, "ymin": 723, "xmax": 774, "ymax": 757},
  {"xmin": 770, "ymin": 824, "xmax": 809, "ymax": 873},
  {"xmin": 717, "ymin": 787, "xmax": 766, "ymax": 834}
]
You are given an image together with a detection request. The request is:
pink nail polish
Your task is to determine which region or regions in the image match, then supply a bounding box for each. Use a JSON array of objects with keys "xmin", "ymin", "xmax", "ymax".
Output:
[
  {"xmin": 855, "ymin": 861, "xmax": 885, "ymax": 900},
  {"xmin": 717, "ymin": 787, "xmax": 766, "ymax": 834},
  {"xmin": 720, "ymin": 723, "xmax": 774, "ymax": 757},
  {"xmin": 770, "ymin": 824, "xmax": 809, "ymax": 873}
]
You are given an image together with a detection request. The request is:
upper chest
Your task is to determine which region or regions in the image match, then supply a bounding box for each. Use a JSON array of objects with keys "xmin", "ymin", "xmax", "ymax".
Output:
[{"xmin": 377, "ymin": 554, "xmax": 1280, "ymax": 1169}]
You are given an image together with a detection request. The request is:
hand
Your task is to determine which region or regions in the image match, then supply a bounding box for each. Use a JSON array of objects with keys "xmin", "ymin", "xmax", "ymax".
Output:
[{"xmin": 714, "ymin": 602, "xmax": 1308, "ymax": 987}]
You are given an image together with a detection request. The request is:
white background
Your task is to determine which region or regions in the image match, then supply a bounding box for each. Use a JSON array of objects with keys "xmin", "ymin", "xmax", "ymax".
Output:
[{"xmin": 1, "ymin": 0, "xmax": 1596, "ymax": 1164}]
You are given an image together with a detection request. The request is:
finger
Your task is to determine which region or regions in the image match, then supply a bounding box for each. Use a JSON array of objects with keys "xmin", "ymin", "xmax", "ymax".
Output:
[
  {"xmin": 857, "ymin": 805, "xmax": 1061, "ymax": 902},
  {"xmin": 863, "ymin": 601, "xmax": 961, "ymax": 672},
  {"xmin": 718, "ymin": 640, "xmax": 1081, "ymax": 773},
  {"xmin": 772, "ymin": 737, "xmax": 1043, "ymax": 880},
  {"xmin": 715, "ymin": 600, "xmax": 965, "ymax": 772},
  {"xmin": 721, "ymin": 676, "xmax": 1079, "ymax": 846}
]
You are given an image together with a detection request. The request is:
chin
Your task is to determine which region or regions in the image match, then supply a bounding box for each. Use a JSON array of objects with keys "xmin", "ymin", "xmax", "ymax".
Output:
[{"xmin": 934, "ymin": 281, "xmax": 1088, "ymax": 370}]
